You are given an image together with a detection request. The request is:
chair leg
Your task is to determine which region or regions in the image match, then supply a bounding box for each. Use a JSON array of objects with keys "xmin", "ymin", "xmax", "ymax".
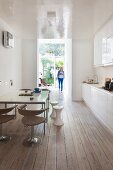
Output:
[
  {"xmin": 14, "ymin": 105, "xmax": 16, "ymax": 119},
  {"xmin": 44, "ymin": 121, "xmax": 45, "ymax": 135},
  {"xmin": 46, "ymin": 109, "xmax": 48, "ymax": 122},
  {"xmin": 31, "ymin": 126, "xmax": 34, "ymax": 138},
  {"xmin": 0, "ymin": 124, "xmax": 11, "ymax": 142},
  {"xmin": 25, "ymin": 126, "xmax": 41, "ymax": 145}
]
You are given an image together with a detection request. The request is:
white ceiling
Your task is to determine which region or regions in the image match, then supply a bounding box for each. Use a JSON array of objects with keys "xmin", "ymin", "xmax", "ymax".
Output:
[{"xmin": 0, "ymin": 0, "xmax": 73, "ymax": 38}]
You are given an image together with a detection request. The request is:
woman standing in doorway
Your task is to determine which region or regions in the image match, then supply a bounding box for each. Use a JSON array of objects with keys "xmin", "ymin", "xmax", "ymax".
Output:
[{"xmin": 57, "ymin": 67, "xmax": 65, "ymax": 92}]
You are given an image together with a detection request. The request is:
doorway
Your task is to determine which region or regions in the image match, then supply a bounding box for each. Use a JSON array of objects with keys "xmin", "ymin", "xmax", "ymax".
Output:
[{"xmin": 38, "ymin": 39, "xmax": 65, "ymax": 88}]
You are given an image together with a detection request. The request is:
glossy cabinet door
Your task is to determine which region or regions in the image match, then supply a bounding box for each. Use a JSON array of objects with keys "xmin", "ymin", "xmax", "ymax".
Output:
[
  {"xmin": 94, "ymin": 31, "xmax": 103, "ymax": 66},
  {"xmin": 94, "ymin": 17, "xmax": 113, "ymax": 66},
  {"xmin": 107, "ymin": 95, "xmax": 113, "ymax": 131},
  {"xmin": 102, "ymin": 19, "xmax": 113, "ymax": 65},
  {"xmin": 91, "ymin": 86, "xmax": 107, "ymax": 122},
  {"xmin": 82, "ymin": 84, "xmax": 91, "ymax": 107},
  {"xmin": 91, "ymin": 87, "xmax": 99, "ymax": 113},
  {"xmin": 82, "ymin": 84, "xmax": 113, "ymax": 133},
  {"xmin": 105, "ymin": 35, "xmax": 113, "ymax": 64}
]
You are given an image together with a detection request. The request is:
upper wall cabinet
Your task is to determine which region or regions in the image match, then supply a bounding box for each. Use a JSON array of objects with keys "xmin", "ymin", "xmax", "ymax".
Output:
[
  {"xmin": 102, "ymin": 35, "xmax": 113, "ymax": 64},
  {"xmin": 94, "ymin": 31, "xmax": 103, "ymax": 66},
  {"xmin": 94, "ymin": 18, "xmax": 113, "ymax": 67}
]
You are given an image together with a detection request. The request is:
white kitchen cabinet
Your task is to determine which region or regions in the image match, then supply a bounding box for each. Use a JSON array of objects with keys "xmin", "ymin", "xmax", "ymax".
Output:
[
  {"xmin": 82, "ymin": 83, "xmax": 91, "ymax": 107},
  {"xmin": 107, "ymin": 95, "xmax": 113, "ymax": 130},
  {"xmin": 94, "ymin": 31, "xmax": 103, "ymax": 66},
  {"xmin": 103, "ymin": 35, "xmax": 113, "ymax": 64},
  {"xmin": 91, "ymin": 87, "xmax": 100, "ymax": 114},
  {"xmin": 86, "ymin": 85, "xmax": 107, "ymax": 121},
  {"xmin": 94, "ymin": 17, "xmax": 113, "ymax": 66},
  {"xmin": 96, "ymin": 89, "xmax": 107, "ymax": 121},
  {"xmin": 82, "ymin": 83, "xmax": 113, "ymax": 133}
]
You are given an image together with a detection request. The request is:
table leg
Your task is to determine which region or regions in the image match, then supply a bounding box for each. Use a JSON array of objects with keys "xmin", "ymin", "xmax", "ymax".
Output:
[{"xmin": 5, "ymin": 103, "xmax": 7, "ymax": 108}]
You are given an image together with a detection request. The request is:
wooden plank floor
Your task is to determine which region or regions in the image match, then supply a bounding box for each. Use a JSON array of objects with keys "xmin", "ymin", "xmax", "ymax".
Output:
[{"xmin": 1, "ymin": 89, "xmax": 113, "ymax": 170}]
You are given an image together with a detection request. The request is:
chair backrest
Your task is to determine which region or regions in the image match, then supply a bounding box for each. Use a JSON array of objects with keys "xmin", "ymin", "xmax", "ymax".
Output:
[
  {"xmin": 17, "ymin": 107, "xmax": 47, "ymax": 116},
  {"xmin": 0, "ymin": 105, "xmax": 16, "ymax": 115},
  {"xmin": 41, "ymin": 78, "xmax": 46, "ymax": 86}
]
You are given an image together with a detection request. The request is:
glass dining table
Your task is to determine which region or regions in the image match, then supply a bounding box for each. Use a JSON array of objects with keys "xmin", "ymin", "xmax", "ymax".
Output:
[{"xmin": 0, "ymin": 90, "xmax": 49, "ymax": 121}]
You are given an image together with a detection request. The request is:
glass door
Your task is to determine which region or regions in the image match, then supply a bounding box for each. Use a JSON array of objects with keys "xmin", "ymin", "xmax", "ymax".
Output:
[{"xmin": 38, "ymin": 39, "xmax": 65, "ymax": 88}]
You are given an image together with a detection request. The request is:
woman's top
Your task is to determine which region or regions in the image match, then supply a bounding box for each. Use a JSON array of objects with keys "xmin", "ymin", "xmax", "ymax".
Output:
[{"xmin": 57, "ymin": 70, "xmax": 64, "ymax": 79}]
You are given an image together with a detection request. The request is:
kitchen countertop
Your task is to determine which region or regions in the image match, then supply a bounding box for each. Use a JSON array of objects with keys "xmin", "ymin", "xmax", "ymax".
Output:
[{"xmin": 82, "ymin": 82, "xmax": 113, "ymax": 96}]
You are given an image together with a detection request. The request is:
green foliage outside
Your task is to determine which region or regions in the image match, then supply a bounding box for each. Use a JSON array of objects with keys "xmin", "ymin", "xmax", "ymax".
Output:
[
  {"xmin": 39, "ymin": 43, "xmax": 65, "ymax": 56},
  {"xmin": 41, "ymin": 57, "xmax": 53, "ymax": 76},
  {"xmin": 45, "ymin": 67, "xmax": 54, "ymax": 84},
  {"xmin": 55, "ymin": 61, "xmax": 64, "ymax": 69}
]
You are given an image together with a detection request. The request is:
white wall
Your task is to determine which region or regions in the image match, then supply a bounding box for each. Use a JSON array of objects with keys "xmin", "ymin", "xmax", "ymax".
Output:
[
  {"xmin": 0, "ymin": 18, "xmax": 22, "ymax": 96},
  {"xmin": 72, "ymin": 0, "xmax": 94, "ymax": 101},
  {"xmin": 94, "ymin": 0, "xmax": 113, "ymax": 85},
  {"xmin": 65, "ymin": 39, "xmax": 72, "ymax": 98},
  {"xmin": 72, "ymin": 39, "xmax": 93, "ymax": 100},
  {"xmin": 0, "ymin": 17, "xmax": 37, "ymax": 94},
  {"xmin": 94, "ymin": 0, "xmax": 113, "ymax": 33},
  {"xmin": 22, "ymin": 39, "xmax": 37, "ymax": 89}
]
